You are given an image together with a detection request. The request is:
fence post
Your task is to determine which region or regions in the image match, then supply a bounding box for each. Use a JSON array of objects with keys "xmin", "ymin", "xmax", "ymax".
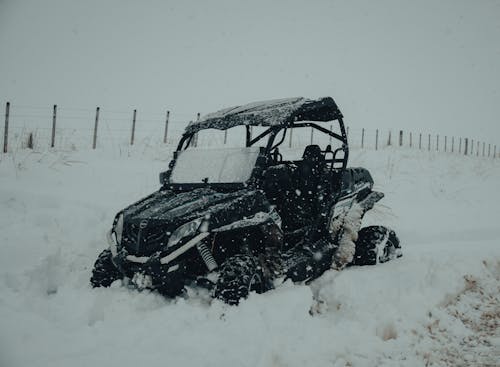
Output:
[
  {"xmin": 482, "ymin": 142, "xmax": 485, "ymax": 157},
  {"xmin": 224, "ymin": 130, "xmax": 228, "ymax": 145},
  {"xmin": 451, "ymin": 137, "xmax": 454, "ymax": 153},
  {"xmin": 346, "ymin": 126, "xmax": 349, "ymax": 138},
  {"xmin": 329, "ymin": 124, "xmax": 333, "ymax": 145},
  {"xmin": 3, "ymin": 102, "xmax": 10, "ymax": 153},
  {"xmin": 130, "ymin": 109, "xmax": 137, "ymax": 145},
  {"xmin": 471, "ymin": 139, "xmax": 474, "ymax": 155},
  {"xmin": 92, "ymin": 107, "xmax": 100, "ymax": 149},
  {"xmin": 444, "ymin": 136, "xmax": 447, "ymax": 152},
  {"xmin": 464, "ymin": 138, "xmax": 468, "ymax": 155},
  {"xmin": 399, "ymin": 130, "xmax": 403, "ymax": 146},
  {"xmin": 488, "ymin": 144, "xmax": 491, "ymax": 157},
  {"xmin": 476, "ymin": 141, "xmax": 479, "ymax": 156},
  {"xmin": 361, "ymin": 128, "xmax": 365, "ymax": 148},
  {"xmin": 375, "ymin": 129, "xmax": 378, "ymax": 150},
  {"xmin": 428, "ymin": 134, "xmax": 431, "ymax": 151},
  {"xmin": 459, "ymin": 138, "xmax": 462, "ymax": 153},
  {"xmin": 419, "ymin": 133, "xmax": 422, "ymax": 149},
  {"xmin": 163, "ymin": 110, "xmax": 170, "ymax": 144},
  {"xmin": 494, "ymin": 145, "xmax": 497, "ymax": 158},
  {"xmin": 288, "ymin": 128, "xmax": 292, "ymax": 148},
  {"xmin": 409, "ymin": 132, "xmax": 412, "ymax": 148},
  {"xmin": 388, "ymin": 131, "xmax": 392, "ymax": 146},
  {"xmin": 51, "ymin": 104, "xmax": 57, "ymax": 148},
  {"xmin": 310, "ymin": 127, "xmax": 314, "ymax": 145},
  {"xmin": 436, "ymin": 135, "xmax": 439, "ymax": 151}
]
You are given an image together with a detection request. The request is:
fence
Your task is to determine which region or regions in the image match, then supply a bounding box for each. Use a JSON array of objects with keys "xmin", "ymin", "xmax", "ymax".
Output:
[{"xmin": 2, "ymin": 101, "xmax": 499, "ymax": 159}]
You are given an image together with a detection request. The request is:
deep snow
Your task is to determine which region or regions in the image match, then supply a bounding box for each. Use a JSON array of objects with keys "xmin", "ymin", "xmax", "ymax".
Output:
[{"xmin": 0, "ymin": 146, "xmax": 499, "ymax": 367}]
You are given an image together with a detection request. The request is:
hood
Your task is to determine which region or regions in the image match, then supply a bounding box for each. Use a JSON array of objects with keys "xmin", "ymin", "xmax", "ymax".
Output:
[{"xmin": 120, "ymin": 187, "xmax": 272, "ymax": 256}]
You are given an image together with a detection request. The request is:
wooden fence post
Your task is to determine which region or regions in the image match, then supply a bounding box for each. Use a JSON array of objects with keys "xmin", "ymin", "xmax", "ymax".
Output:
[
  {"xmin": 375, "ymin": 129, "xmax": 378, "ymax": 150},
  {"xmin": 224, "ymin": 130, "xmax": 228, "ymax": 145},
  {"xmin": 436, "ymin": 135, "xmax": 439, "ymax": 151},
  {"xmin": 130, "ymin": 109, "xmax": 137, "ymax": 145},
  {"xmin": 464, "ymin": 138, "xmax": 468, "ymax": 155},
  {"xmin": 409, "ymin": 132, "xmax": 412, "ymax": 148},
  {"xmin": 494, "ymin": 145, "xmax": 497, "ymax": 158},
  {"xmin": 419, "ymin": 133, "xmax": 422, "ymax": 149},
  {"xmin": 163, "ymin": 110, "xmax": 170, "ymax": 144},
  {"xmin": 451, "ymin": 137, "xmax": 454, "ymax": 153},
  {"xmin": 428, "ymin": 134, "xmax": 431, "ymax": 151},
  {"xmin": 482, "ymin": 142, "xmax": 485, "ymax": 157},
  {"xmin": 388, "ymin": 131, "xmax": 392, "ymax": 146},
  {"xmin": 488, "ymin": 144, "xmax": 491, "ymax": 157},
  {"xmin": 459, "ymin": 138, "xmax": 462, "ymax": 153},
  {"xmin": 3, "ymin": 102, "xmax": 10, "ymax": 153},
  {"xmin": 444, "ymin": 136, "xmax": 447, "ymax": 152},
  {"xmin": 51, "ymin": 104, "xmax": 57, "ymax": 148},
  {"xmin": 471, "ymin": 139, "xmax": 474, "ymax": 155},
  {"xmin": 476, "ymin": 141, "xmax": 479, "ymax": 156},
  {"xmin": 92, "ymin": 107, "xmax": 100, "ymax": 149},
  {"xmin": 399, "ymin": 130, "xmax": 403, "ymax": 146},
  {"xmin": 361, "ymin": 128, "xmax": 365, "ymax": 148},
  {"xmin": 288, "ymin": 128, "xmax": 292, "ymax": 148}
]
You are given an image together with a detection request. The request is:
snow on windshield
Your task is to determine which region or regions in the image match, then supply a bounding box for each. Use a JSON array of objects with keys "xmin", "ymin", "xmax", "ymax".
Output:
[{"xmin": 170, "ymin": 147, "xmax": 261, "ymax": 184}]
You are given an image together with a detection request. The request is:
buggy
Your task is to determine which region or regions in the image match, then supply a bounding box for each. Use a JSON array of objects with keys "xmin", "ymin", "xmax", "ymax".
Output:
[{"xmin": 91, "ymin": 97, "xmax": 401, "ymax": 304}]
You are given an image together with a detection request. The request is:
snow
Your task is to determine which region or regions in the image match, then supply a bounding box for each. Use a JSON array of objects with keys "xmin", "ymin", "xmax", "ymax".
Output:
[
  {"xmin": 170, "ymin": 147, "xmax": 261, "ymax": 184},
  {"xmin": 1, "ymin": 146, "xmax": 499, "ymax": 367}
]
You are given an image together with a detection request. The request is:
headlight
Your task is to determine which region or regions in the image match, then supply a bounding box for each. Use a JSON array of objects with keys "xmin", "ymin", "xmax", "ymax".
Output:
[
  {"xmin": 167, "ymin": 217, "xmax": 203, "ymax": 248},
  {"xmin": 114, "ymin": 213, "xmax": 124, "ymax": 244}
]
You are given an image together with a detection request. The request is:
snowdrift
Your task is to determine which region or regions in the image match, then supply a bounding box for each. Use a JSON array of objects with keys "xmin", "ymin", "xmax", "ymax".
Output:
[{"xmin": 0, "ymin": 147, "xmax": 499, "ymax": 367}]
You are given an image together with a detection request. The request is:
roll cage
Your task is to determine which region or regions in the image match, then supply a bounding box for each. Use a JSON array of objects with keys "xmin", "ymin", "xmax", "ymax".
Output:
[{"xmin": 176, "ymin": 120, "xmax": 349, "ymax": 171}]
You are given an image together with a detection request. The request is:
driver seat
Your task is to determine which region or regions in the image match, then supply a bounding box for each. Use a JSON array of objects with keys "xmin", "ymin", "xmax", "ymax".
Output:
[{"xmin": 292, "ymin": 145, "xmax": 325, "ymax": 226}]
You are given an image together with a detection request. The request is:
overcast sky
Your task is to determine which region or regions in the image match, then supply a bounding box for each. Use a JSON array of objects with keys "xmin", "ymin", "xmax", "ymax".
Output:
[{"xmin": 1, "ymin": 0, "xmax": 499, "ymax": 142}]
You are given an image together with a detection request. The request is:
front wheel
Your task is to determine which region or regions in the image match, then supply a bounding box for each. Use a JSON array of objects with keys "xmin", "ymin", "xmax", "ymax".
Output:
[
  {"xmin": 90, "ymin": 249, "xmax": 123, "ymax": 287},
  {"xmin": 350, "ymin": 226, "xmax": 402, "ymax": 266},
  {"xmin": 214, "ymin": 254, "xmax": 271, "ymax": 305}
]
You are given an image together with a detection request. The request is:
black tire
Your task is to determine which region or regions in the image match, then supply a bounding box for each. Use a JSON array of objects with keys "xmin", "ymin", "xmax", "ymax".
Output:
[
  {"xmin": 214, "ymin": 254, "xmax": 270, "ymax": 305},
  {"xmin": 351, "ymin": 226, "xmax": 402, "ymax": 266},
  {"xmin": 90, "ymin": 249, "xmax": 123, "ymax": 287}
]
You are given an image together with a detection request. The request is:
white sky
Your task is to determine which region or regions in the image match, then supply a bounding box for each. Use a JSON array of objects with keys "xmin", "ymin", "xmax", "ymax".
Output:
[{"xmin": 1, "ymin": 0, "xmax": 499, "ymax": 142}]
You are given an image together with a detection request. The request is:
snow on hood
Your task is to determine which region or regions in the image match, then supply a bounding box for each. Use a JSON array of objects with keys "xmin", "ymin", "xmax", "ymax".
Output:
[{"xmin": 184, "ymin": 96, "xmax": 343, "ymax": 134}]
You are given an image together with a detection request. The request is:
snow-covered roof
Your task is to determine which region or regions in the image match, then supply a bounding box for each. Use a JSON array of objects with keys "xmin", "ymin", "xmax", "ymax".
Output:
[{"xmin": 184, "ymin": 97, "xmax": 343, "ymax": 134}]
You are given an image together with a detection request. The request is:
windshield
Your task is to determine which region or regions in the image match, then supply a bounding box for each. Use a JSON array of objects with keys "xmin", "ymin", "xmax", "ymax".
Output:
[{"xmin": 170, "ymin": 147, "xmax": 261, "ymax": 184}]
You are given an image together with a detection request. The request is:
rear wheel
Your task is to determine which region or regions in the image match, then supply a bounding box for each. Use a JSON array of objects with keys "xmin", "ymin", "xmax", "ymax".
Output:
[
  {"xmin": 350, "ymin": 226, "xmax": 402, "ymax": 266},
  {"xmin": 214, "ymin": 254, "xmax": 270, "ymax": 305},
  {"xmin": 90, "ymin": 249, "xmax": 123, "ymax": 287}
]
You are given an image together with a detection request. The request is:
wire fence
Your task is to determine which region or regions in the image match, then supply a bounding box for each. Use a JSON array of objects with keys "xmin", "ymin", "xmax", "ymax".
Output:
[{"xmin": 2, "ymin": 102, "xmax": 498, "ymax": 159}]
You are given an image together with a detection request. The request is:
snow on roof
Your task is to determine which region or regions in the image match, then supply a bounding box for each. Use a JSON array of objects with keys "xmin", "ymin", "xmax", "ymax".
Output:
[{"xmin": 184, "ymin": 96, "xmax": 343, "ymax": 134}]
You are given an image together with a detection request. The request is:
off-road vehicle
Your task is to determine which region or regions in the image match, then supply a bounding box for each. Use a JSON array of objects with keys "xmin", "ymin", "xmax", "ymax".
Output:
[{"xmin": 91, "ymin": 97, "xmax": 401, "ymax": 304}]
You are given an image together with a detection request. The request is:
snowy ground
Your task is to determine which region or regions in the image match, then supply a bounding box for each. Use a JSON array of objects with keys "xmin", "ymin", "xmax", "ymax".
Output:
[{"xmin": 0, "ymin": 146, "xmax": 499, "ymax": 367}]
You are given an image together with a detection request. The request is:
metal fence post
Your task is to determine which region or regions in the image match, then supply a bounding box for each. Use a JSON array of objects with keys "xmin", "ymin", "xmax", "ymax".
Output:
[
  {"xmin": 51, "ymin": 104, "xmax": 57, "ymax": 148},
  {"xmin": 130, "ymin": 109, "xmax": 137, "ymax": 145},
  {"xmin": 3, "ymin": 102, "xmax": 10, "ymax": 153},
  {"xmin": 92, "ymin": 107, "xmax": 100, "ymax": 149},
  {"xmin": 163, "ymin": 110, "xmax": 170, "ymax": 144}
]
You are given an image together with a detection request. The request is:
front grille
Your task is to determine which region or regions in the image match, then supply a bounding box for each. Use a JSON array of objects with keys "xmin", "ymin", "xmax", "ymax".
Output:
[{"xmin": 123, "ymin": 223, "xmax": 168, "ymax": 256}]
